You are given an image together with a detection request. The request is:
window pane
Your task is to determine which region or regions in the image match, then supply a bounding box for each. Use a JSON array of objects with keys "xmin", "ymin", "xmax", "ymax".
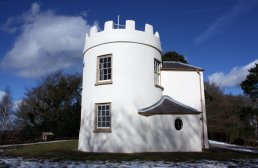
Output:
[
  {"xmin": 99, "ymin": 70, "xmax": 104, "ymax": 80},
  {"xmin": 104, "ymin": 69, "xmax": 107, "ymax": 75},
  {"xmin": 175, "ymin": 118, "xmax": 183, "ymax": 131},
  {"xmin": 102, "ymin": 110, "xmax": 105, "ymax": 116},
  {"xmin": 106, "ymin": 105, "xmax": 110, "ymax": 111},
  {"xmin": 102, "ymin": 116, "xmax": 106, "ymax": 121}
]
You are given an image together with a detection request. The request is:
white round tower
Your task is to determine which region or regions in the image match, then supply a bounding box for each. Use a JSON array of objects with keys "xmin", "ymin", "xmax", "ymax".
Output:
[{"xmin": 78, "ymin": 20, "xmax": 163, "ymax": 152}]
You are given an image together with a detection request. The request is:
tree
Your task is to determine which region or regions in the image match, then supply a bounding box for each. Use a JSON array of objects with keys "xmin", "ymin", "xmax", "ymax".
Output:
[
  {"xmin": 240, "ymin": 63, "xmax": 258, "ymax": 140},
  {"xmin": 205, "ymin": 82, "xmax": 256, "ymax": 145},
  {"xmin": 15, "ymin": 72, "xmax": 82, "ymax": 139},
  {"xmin": 0, "ymin": 87, "xmax": 12, "ymax": 131},
  {"xmin": 162, "ymin": 51, "xmax": 188, "ymax": 63},
  {"xmin": 241, "ymin": 63, "xmax": 258, "ymax": 102},
  {"xmin": 0, "ymin": 87, "xmax": 13, "ymax": 144}
]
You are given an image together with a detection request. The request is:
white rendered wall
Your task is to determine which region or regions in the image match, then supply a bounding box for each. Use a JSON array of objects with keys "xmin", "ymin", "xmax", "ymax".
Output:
[
  {"xmin": 161, "ymin": 70, "xmax": 208, "ymax": 149},
  {"xmin": 161, "ymin": 71, "xmax": 202, "ymax": 111},
  {"xmin": 79, "ymin": 20, "xmax": 205, "ymax": 153},
  {"xmin": 79, "ymin": 20, "xmax": 164, "ymax": 152},
  {"xmin": 145, "ymin": 115, "xmax": 202, "ymax": 152},
  {"xmin": 79, "ymin": 43, "xmax": 163, "ymax": 152}
]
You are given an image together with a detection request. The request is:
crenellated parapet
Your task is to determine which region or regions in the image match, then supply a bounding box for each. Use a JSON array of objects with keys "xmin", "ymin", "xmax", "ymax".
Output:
[{"xmin": 84, "ymin": 20, "xmax": 162, "ymax": 53}]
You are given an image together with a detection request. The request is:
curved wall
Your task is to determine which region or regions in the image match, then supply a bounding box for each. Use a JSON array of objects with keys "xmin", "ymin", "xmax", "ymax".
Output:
[{"xmin": 79, "ymin": 20, "xmax": 163, "ymax": 152}]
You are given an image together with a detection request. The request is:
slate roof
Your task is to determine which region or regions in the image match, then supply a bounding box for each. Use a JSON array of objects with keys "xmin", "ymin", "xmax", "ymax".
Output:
[
  {"xmin": 161, "ymin": 61, "xmax": 204, "ymax": 71},
  {"xmin": 138, "ymin": 95, "xmax": 201, "ymax": 116}
]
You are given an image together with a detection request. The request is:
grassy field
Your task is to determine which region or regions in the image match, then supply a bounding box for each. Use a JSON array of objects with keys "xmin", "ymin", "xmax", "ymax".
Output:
[{"xmin": 1, "ymin": 139, "xmax": 258, "ymax": 161}]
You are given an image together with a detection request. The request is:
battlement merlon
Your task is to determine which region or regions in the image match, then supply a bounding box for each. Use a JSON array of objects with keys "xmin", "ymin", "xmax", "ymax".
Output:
[{"xmin": 83, "ymin": 20, "xmax": 162, "ymax": 53}]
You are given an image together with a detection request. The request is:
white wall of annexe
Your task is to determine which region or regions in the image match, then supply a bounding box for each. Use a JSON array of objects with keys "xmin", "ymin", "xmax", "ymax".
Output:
[
  {"xmin": 162, "ymin": 71, "xmax": 203, "ymax": 111},
  {"xmin": 78, "ymin": 20, "xmax": 206, "ymax": 153},
  {"xmin": 161, "ymin": 70, "xmax": 209, "ymax": 149}
]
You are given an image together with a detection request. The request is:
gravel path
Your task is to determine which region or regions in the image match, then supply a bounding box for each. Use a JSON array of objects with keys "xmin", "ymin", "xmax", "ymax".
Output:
[
  {"xmin": 0, "ymin": 140, "xmax": 70, "ymax": 148},
  {"xmin": 0, "ymin": 157, "xmax": 258, "ymax": 168}
]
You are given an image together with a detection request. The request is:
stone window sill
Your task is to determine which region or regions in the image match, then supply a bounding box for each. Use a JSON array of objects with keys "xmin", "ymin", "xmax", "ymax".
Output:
[
  {"xmin": 93, "ymin": 129, "xmax": 112, "ymax": 133},
  {"xmin": 95, "ymin": 81, "xmax": 113, "ymax": 86}
]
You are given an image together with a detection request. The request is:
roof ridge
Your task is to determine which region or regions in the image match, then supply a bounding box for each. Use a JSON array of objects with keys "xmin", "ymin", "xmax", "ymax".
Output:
[{"xmin": 162, "ymin": 61, "xmax": 203, "ymax": 70}]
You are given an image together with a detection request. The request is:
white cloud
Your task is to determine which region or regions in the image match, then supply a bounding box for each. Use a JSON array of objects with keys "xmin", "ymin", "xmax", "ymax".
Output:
[
  {"xmin": 209, "ymin": 59, "xmax": 258, "ymax": 88},
  {"xmin": 194, "ymin": 0, "xmax": 258, "ymax": 44},
  {"xmin": 0, "ymin": 90, "xmax": 6, "ymax": 102},
  {"xmin": 0, "ymin": 2, "xmax": 95, "ymax": 78},
  {"xmin": 12, "ymin": 99, "xmax": 22, "ymax": 112},
  {"xmin": 31, "ymin": 2, "xmax": 40, "ymax": 14},
  {"xmin": 0, "ymin": 90, "xmax": 20, "ymax": 112}
]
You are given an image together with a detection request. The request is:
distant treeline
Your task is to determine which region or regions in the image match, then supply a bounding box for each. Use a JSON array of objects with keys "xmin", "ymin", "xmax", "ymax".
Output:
[
  {"xmin": 0, "ymin": 72, "xmax": 81, "ymax": 144},
  {"xmin": 205, "ymin": 82, "xmax": 257, "ymax": 145}
]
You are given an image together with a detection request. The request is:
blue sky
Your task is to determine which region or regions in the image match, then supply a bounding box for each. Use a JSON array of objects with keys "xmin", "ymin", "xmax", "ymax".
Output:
[{"xmin": 0, "ymin": 0, "xmax": 258, "ymax": 103}]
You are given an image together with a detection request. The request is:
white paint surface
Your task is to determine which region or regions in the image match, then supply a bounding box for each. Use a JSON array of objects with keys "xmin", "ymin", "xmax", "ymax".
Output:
[
  {"xmin": 161, "ymin": 70, "xmax": 209, "ymax": 149},
  {"xmin": 161, "ymin": 71, "xmax": 202, "ymax": 110},
  {"xmin": 79, "ymin": 20, "xmax": 207, "ymax": 153}
]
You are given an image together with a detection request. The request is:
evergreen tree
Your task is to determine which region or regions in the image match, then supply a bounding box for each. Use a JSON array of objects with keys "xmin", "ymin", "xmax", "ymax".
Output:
[
  {"xmin": 241, "ymin": 63, "xmax": 258, "ymax": 102},
  {"xmin": 162, "ymin": 51, "xmax": 188, "ymax": 63}
]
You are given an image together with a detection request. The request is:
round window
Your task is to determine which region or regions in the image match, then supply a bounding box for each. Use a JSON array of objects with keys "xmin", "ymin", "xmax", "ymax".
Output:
[{"xmin": 174, "ymin": 118, "xmax": 183, "ymax": 131}]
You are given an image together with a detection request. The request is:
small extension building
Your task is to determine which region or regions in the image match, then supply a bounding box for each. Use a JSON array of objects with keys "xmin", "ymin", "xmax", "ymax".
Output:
[{"xmin": 78, "ymin": 20, "xmax": 209, "ymax": 152}]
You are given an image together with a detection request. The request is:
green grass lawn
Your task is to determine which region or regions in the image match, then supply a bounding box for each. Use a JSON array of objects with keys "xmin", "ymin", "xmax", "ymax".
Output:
[{"xmin": 1, "ymin": 139, "xmax": 258, "ymax": 161}]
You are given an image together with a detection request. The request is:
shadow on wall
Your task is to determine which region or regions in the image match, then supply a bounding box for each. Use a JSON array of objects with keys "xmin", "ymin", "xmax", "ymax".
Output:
[
  {"xmin": 79, "ymin": 101, "xmax": 202, "ymax": 152},
  {"xmin": 147, "ymin": 113, "xmax": 202, "ymax": 152}
]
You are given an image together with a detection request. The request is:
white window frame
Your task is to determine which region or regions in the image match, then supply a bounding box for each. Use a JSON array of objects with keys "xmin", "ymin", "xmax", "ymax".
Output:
[
  {"xmin": 94, "ymin": 103, "xmax": 112, "ymax": 132},
  {"xmin": 96, "ymin": 54, "xmax": 112, "ymax": 85},
  {"xmin": 154, "ymin": 59, "xmax": 161, "ymax": 87}
]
